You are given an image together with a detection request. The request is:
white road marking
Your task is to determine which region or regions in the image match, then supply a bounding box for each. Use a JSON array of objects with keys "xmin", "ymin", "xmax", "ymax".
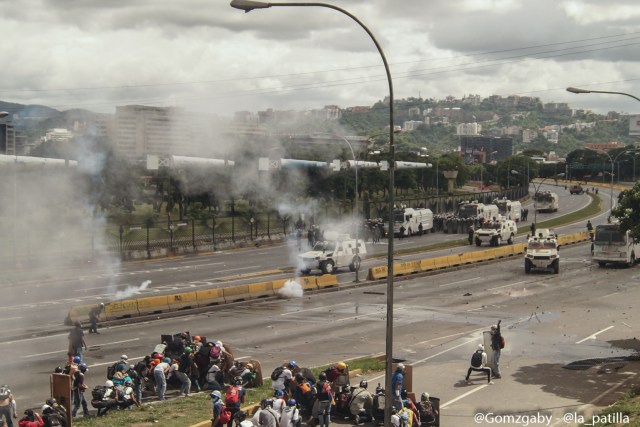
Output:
[
  {"xmin": 280, "ymin": 302, "xmax": 352, "ymax": 316},
  {"xmin": 23, "ymin": 338, "xmax": 140, "ymax": 358},
  {"xmin": 440, "ymin": 384, "xmax": 489, "ymax": 409},
  {"xmin": 0, "ymin": 316, "xmax": 22, "ymax": 321},
  {"xmin": 439, "ymin": 277, "xmax": 479, "ymax": 288},
  {"xmin": 487, "ymin": 280, "xmax": 527, "ymax": 291},
  {"xmin": 576, "ymin": 326, "xmax": 614, "ymax": 344}
]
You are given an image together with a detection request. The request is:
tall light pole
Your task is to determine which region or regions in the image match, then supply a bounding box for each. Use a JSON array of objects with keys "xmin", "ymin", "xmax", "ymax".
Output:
[
  {"xmin": 514, "ymin": 172, "xmax": 564, "ymax": 226},
  {"xmin": 229, "ymin": 3, "xmax": 396, "ymax": 424},
  {"xmin": 335, "ymin": 135, "xmax": 361, "ymax": 282},
  {"xmin": 584, "ymin": 147, "xmax": 634, "ymax": 214}
]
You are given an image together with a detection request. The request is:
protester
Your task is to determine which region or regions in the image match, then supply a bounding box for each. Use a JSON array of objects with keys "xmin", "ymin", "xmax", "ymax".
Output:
[
  {"xmin": 490, "ymin": 320, "xmax": 503, "ymax": 379},
  {"xmin": 88, "ymin": 303, "xmax": 104, "ymax": 334},
  {"xmin": 71, "ymin": 363, "xmax": 90, "ymax": 418},
  {"xmin": 17, "ymin": 410, "xmax": 42, "ymax": 427},
  {"xmin": 0, "ymin": 385, "xmax": 17, "ymax": 427},
  {"xmin": 67, "ymin": 322, "xmax": 87, "ymax": 362},
  {"xmin": 465, "ymin": 344, "xmax": 493, "ymax": 384}
]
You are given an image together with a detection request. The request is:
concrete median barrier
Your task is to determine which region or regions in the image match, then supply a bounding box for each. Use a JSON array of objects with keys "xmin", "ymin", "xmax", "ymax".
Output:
[
  {"xmin": 419, "ymin": 258, "xmax": 436, "ymax": 271},
  {"xmin": 223, "ymin": 284, "xmax": 251, "ymax": 303},
  {"xmin": 446, "ymin": 253, "xmax": 464, "ymax": 267},
  {"xmin": 196, "ymin": 288, "xmax": 225, "ymax": 307},
  {"xmin": 248, "ymin": 281, "xmax": 275, "ymax": 299},
  {"xmin": 167, "ymin": 291, "xmax": 199, "ymax": 310},
  {"xmin": 104, "ymin": 299, "xmax": 139, "ymax": 320},
  {"xmin": 136, "ymin": 296, "xmax": 170, "ymax": 315},
  {"xmin": 395, "ymin": 260, "xmax": 422, "ymax": 276},
  {"xmin": 367, "ymin": 265, "xmax": 388, "ymax": 280},
  {"xmin": 314, "ymin": 275, "xmax": 336, "ymax": 290},
  {"xmin": 432, "ymin": 256, "xmax": 450, "ymax": 270}
]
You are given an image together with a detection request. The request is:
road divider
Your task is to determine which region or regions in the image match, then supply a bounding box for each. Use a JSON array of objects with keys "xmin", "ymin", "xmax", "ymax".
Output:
[
  {"xmin": 66, "ymin": 274, "xmax": 340, "ymax": 325},
  {"xmin": 66, "ymin": 230, "xmax": 591, "ymax": 326}
]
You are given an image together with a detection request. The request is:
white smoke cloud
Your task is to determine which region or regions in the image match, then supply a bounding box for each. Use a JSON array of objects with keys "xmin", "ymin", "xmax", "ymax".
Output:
[
  {"xmin": 277, "ymin": 279, "xmax": 303, "ymax": 299},
  {"xmin": 112, "ymin": 279, "xmax": 152, "ymax": 300}
]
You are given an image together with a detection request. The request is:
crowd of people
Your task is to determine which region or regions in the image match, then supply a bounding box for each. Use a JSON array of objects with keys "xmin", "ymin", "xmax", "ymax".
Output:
[{"xmin": 208, "ymin": 361, "xmax": 438, "ymax": 427}]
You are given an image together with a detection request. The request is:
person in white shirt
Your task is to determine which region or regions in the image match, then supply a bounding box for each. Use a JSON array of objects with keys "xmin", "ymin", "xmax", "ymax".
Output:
[
  {"xmin": 154, "ymin": 358, "xmax": 171, "ymax": 400},
  {"xmin": 271, "ymin": 366, "xmax": 292, "ymax": 392},
  {"xmin": 279, "ymin": 399, "xmax": 301, "ymax": 427},
  {"xmin": 465, "ymin": 344, "xmax": 493, "ymax": 384},
  {"xmin": 271, "ymin": 390, "xmax": 286, "ymax": 419}
]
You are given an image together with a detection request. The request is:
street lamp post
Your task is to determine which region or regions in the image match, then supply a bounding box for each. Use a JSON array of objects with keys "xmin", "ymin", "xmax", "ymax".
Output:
[
  {"xmin": 335, "ymin": 135, "xmax": 361, "ymax": 282},
  {"xmin": 513, "ymin": 171, "xmax": 564, "ymax": 225},
  {"xmin": 584, "ymin": 148, "xmax": 636, "ymax": 214},
  {"xmin": 229, "ymin": 3, "xmax": 396, "ymax": 424}
]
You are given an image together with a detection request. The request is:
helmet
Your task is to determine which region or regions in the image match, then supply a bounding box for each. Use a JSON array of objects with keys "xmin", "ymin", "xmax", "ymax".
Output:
[
  {"xmin": 73, "ymin": 356, "xmax": 81, "ymax": 364},
  {"xmin": 396, "ymin": 363, "xmax": 405, "ymax": 371},
  {"xmin": 121, "ymin": 355, "xmax": 128, "ymax": 361},
  {"xmin": 287, "ymin": 399, "xmax": 297, "ymax": 407},
  {"xmin": 74, "ymin": 321, "xmax": 82, "ymax": 328},
  {"xmin": 288, "ymin": 360, "xmax": 298, "ymax": 369},
  {"xmin": 162, "ymin": 357, "xmax": 171, "ymax": 364},
  {"xmin": 194, "ymin": 336, "xmax": 201, "ymax": 342},
  {"xmin": 319, "ymin": 372, "xmax": 327, "ymax": 380},
  {"xmin": 184, "ymin": 347, "xmax": 192, "ymax": 354},
  {"xmin": 79, "ymin": 363, "xmax": 88, "ymax": 373},
  {"xmin": 124, "ymin": 379, "xmax": 133, "ymax": 386},
  {"xmin": 54, "ymin": 366, "xmax": 63, "ymax": 374},
  {"xmin": 45, "ymin": 398, "xmax": 57, "ymax": 406},
  {"xmin": 235, "ymin": 411, "xmax": 247, "ymax": 421},
  {"xmin": 375, "ymin": 383, "xmax": 384, "ymax": 395},
  {"xmin": 210, "ymin": 390, "xmax": 222, "ymax": 400},
  {"xmin": 360, "ymin": 380, "xmax": 368, "ymax": 388},
  {"xmin": 105, "ymin": 380, "xmax": 114, "ymax": 387},
  {"xmin": 421, "ymin": 392, "xmax": 429, "ymax": 402},
  {"xmin": 99, "ymin": 302, "xmax": 105, "ymax": 307},
  {"xmin": 234, "ymin": 376, "xmax": 243, "ymax": 385},
  {"xmin": 246, "ymin": 363, "xmax": 253, "ymax": 370},
  {"xmin": 181, "ymin": 332, "xmax": 188, "ymax": 338},
  {"xmin": 41, "ymin": 404, "xmax": 51, "ymax": 413},
  {"xmin": 336, "ymin": 361, "xmax": 346, "ymax": 371},
  {"xmin": 275, "ymin": 390, "xmax": 284, "ymax": 398},
  {"xmin": 477, "ymin": 344, "xmax": 484, "ymax": 351}
]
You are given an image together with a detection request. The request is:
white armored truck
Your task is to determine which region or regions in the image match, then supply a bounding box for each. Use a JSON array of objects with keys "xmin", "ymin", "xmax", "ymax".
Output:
[
  {"xmin": 474, "ymin": 218, "xmax": 517, "ymax": 247},
  {"xmin": 524, "ymin": 229, "xmax": 559, "ymax": 274},
  {"xmin": 298, "ymin": 232, "xmax": 366, "ymax": 275}
]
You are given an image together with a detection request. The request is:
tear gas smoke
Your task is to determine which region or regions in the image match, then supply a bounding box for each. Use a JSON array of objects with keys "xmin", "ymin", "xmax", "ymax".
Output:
[
  {"xmin": 277, "ymin": 280, "xmax": 303, "ymax": 299},
  {"xmin": 112, "ymin": 280, "xmax": 152, "ymax": 300}
]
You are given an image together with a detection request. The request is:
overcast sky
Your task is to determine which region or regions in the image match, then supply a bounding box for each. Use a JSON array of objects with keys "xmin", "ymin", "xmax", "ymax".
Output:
[{"xmin": 1, "ymin": 0, "xmax": 640, "ymax": 117}]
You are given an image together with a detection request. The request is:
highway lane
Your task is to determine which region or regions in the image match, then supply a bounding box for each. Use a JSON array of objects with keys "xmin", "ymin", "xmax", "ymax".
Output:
[
  {"xmin": 5, "ymin": 239, "xmax": 640, "ymax": 416},
  {"xmin": 0, "ymin": 184, "xmax": 599, "ymax": 339}
]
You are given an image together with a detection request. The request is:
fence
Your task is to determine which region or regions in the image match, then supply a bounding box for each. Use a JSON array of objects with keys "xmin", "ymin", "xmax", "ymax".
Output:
[{"xmin": 1, "ymin": 186, "xmax": 527, "ymax": 266}]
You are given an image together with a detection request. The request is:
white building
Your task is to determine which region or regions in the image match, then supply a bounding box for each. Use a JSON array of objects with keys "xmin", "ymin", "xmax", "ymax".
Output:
[{"xmin": 456, "ymin": 122, "xmax": 481, "ymax": 135}]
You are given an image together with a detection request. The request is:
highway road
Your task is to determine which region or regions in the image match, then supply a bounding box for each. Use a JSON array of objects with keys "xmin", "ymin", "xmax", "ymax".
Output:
[
  {"xmin": 0, "ymin": 183, "xmax": 593, "ymax": 339},
  {"xmin": 1, "ymin": 183, "xmax": 630, "ymax": 416}
]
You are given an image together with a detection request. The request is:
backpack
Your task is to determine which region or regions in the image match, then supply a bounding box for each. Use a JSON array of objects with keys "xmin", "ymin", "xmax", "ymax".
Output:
[
  {"xmin": 91, "ymin": 385, "xmax": 107, "ymax": 401},
  {"xmin": 106, "ymin": 362, "xmax": 118, "ymax": 380},
  {"xmin": 218, "ymin": 404, "xmax": 232, "ymax": 425},
  {"xmin": 471, "ymin": 350, "xmax": 483, "ymax": 368},
  {"xmin": 500, "ymin": 336, "xmax": 505, "ymax": 349},
  {"xmin": 225, "ymin": 385, "xmax": 240, "ymax": 406},
  {"xmin": 271, "ymin": 366, "xmax": 285, "ymax": 381},
  {"xmin": 0, "ymin": 386, "xmax": 10, "ymax": 400},
  {"xmin": 315, "ymin": 380, "xmax": 331, "ymax": 401}
]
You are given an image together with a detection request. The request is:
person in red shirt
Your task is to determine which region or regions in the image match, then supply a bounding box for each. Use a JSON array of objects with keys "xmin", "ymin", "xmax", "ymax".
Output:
[{"xmin": 18, "ymin": 410, "xmax": 43, "ymax": 427}]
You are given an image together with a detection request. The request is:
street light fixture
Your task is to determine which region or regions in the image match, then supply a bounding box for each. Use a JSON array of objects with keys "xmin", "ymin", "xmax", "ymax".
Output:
[
  {"xmin": 0, "ymin": 112, "xmax": 9, "ymax": 119},
  {"xmin": 566, "ymin": 87, "xmax": 640, "ymax": 103},
  {"xmin": 229, "ymin": 2, "xmax": 397, "ymax": 424}
]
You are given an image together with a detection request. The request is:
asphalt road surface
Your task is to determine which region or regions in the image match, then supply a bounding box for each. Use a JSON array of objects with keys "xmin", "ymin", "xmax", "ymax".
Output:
[{"xmin": 2, "ymin": 183, "xmax": 631, "ymax": 418}]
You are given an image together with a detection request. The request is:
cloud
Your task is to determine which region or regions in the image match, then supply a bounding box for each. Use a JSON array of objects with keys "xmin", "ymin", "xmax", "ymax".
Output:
[{"xmin": 0, "ymin": 0, "xmax": 639, "ymax": 114}]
